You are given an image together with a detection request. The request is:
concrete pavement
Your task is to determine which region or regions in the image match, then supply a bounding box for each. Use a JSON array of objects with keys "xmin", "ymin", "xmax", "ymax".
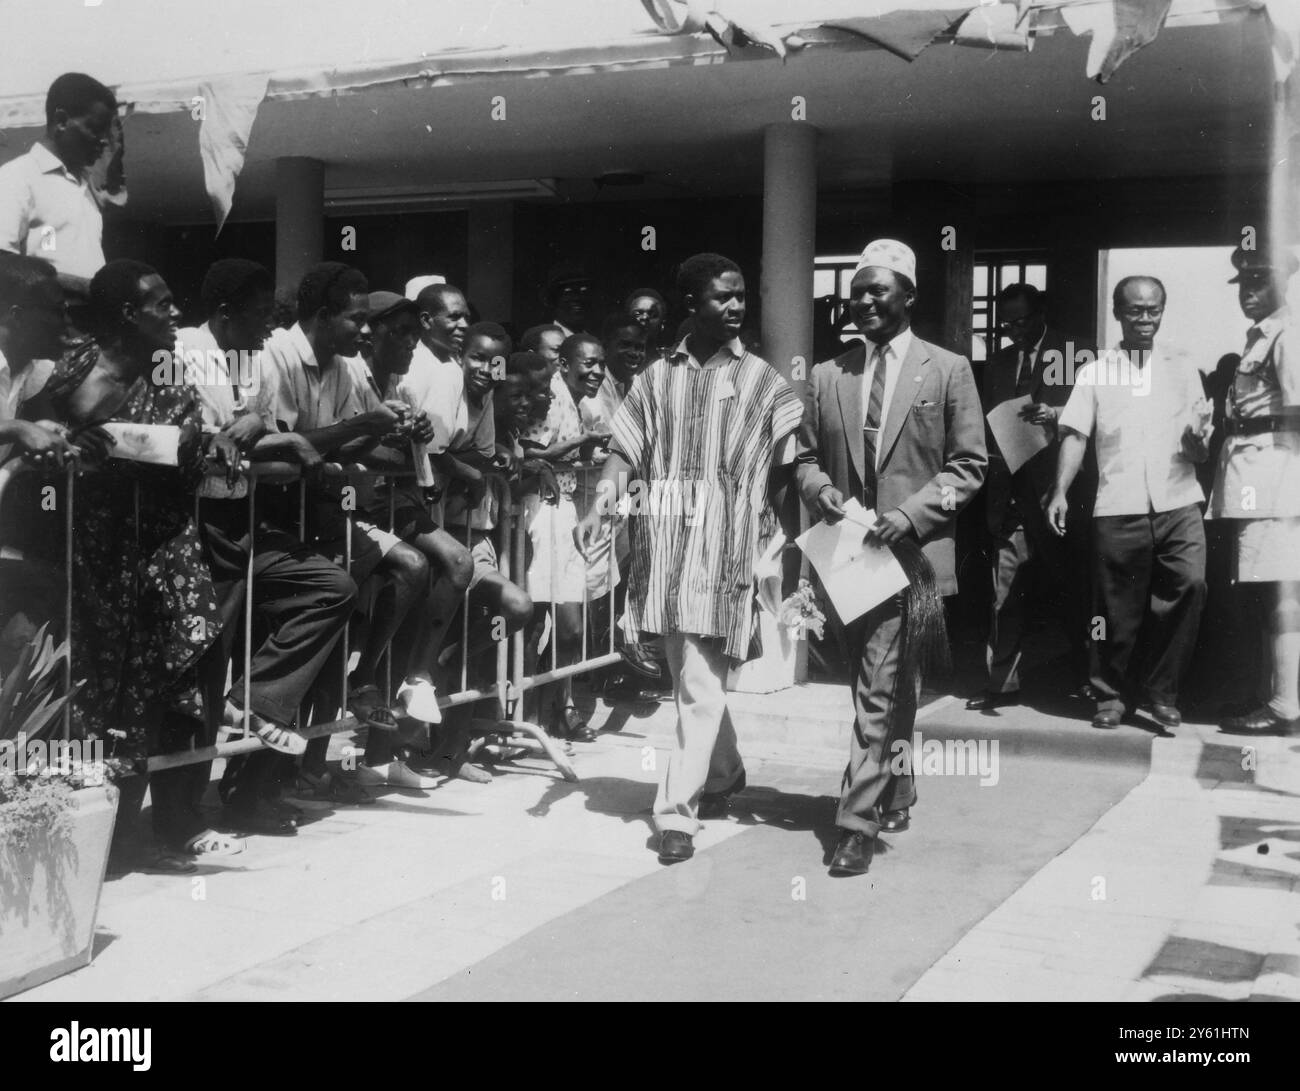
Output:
[{"xmin": 13, "ymin": 660, "xmax": 1300, "ymax": 1002}]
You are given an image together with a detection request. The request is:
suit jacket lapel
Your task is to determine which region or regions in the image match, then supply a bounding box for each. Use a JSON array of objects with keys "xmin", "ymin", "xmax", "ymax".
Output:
[
  {"xmin": 878, "ymin": 335, "xmax": 929, "ymax": 469},
  {"xmin": 834, "ymin": 342, "xmax": 866, "ymax": 486}
]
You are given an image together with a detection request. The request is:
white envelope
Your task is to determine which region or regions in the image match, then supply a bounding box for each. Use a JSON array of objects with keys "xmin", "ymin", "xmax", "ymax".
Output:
[
  {"xmin": 986, "ymin": 395, "xmax": 1052, "ymax": 475},
  {"xmin": 795, "ymin": 499, "xmax": 909, "ymax": 623}
]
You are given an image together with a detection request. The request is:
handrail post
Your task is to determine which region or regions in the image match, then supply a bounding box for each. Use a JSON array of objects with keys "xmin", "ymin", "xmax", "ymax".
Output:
[
  {"xmin": 63, "ymin": 464, "xmax": 74, "ymax": 741},
  {"xmin": 506, "ymin": 487, "xmax": 525, "ymax": 721},
  {"xmin": 242, "ymin": 477, "xmax": 255, "ymax": 737},
  {"xmin": 493, "ymin": 485, "xmax": 509, "ymax": 722}
]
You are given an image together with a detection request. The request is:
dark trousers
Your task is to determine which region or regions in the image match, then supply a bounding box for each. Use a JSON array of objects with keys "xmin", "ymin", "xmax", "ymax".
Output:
[
  {"xmin": 987, "ymin": 527, "xmax": 1034, "ymax": 693},
  {"xmin": 987, "ymin": 514, "xmax": 1089, "ymax": 692},
  {"xmin": 834, "ymin": 593, "xmax": 919, "ymax": 836},
  {"xmin": 149, "ymin": 712, "xmax": 211, "ymax": 848},
  {"xmin": 1090, "ymin": 504, "xmax": 1207, "ymax": 712},
  {"xmin": 202, "ymin": 502, "xmax": 356, "ymax": 804},
  {"xmin": 203, "ymin": 519, "xmax": 357, "ymax": 726}
]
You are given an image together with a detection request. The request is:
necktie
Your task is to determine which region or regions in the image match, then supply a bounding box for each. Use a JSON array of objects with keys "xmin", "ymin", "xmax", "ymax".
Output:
[
  {"xmin": 1015, "ymin": 348, "xmax": 1035, "ymax": 397},
  {"xmin": 863, "ymin": 344, "xmax": 887, "ymax": 493}
]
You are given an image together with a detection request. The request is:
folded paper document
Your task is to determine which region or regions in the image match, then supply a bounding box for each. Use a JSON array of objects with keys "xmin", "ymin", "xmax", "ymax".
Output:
[
  {"xmin": 795, "ymin": 499, "xmax": 908, "ymax": 622},
  {"xmin": 986, "ymin": 394, "xmax": 1051, "ymax": 475},
  {"xmin": 101, "ymin": 423, "xmax": 181, "ymax": 466}
]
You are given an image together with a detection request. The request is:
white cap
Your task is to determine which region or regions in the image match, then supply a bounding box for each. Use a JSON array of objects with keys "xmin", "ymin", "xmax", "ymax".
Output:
[
  {"xmin": 405, "ymin": 274, "xmax": 446, "ymax": 300},
  {"xmin": 852, "ymin": 239, "xmax": 916, "ymax": 285}
]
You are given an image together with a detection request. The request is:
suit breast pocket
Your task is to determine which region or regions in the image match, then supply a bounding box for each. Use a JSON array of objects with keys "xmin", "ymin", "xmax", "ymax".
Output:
[{"xmin": 910, "ymin": 399, "xmax": 942, "ymax": 425}]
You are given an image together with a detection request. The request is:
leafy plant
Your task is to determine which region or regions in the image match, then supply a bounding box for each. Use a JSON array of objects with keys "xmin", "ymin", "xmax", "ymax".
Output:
[
  {"xmin": 0, "ymin": 622, "xmax": 81, "ymax": 746},
  {"xmin": 0, "ymin": 623, "xmax": 95, "ymax": 849},
  {"xmin": 0, "ymin": 775, "xmax": 73, "ymax": 851}
]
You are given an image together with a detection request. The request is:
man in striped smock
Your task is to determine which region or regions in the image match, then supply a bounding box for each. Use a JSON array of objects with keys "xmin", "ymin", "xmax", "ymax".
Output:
[{"xmin": 576, "ymin": 253, "xmax": 802, "ymax": 863}]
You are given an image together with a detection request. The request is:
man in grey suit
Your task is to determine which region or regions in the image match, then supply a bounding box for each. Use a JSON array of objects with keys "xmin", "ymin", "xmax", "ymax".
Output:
[{"xmin": 795, "ymin": 239, "xmax": 987, "ymax": 876}]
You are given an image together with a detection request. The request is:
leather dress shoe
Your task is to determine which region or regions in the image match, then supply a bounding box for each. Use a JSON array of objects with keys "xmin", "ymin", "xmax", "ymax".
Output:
[
  {"xmin": 619, "ymin": 641, "xmax": 663, "ymax": 680},
  {"xmin": 1092, "ymin": 708, "xmax": 1122, "ymax": 730},
  {"xmin": 698, "ymin": 771, "xmax": 746, "ymax": 821},
  {"xmin": 828, "ymin": 830, "xmax": 875, "ymax": 876},
  {"xmin": 658, "ymin": 830, "xmax": 694, "ymax": 863},
  {"xmin": 965, "ymin": 690, "xmax": 1019, "ymax": 711},
  {"xmin": 1149, "ymin": 703, "xmax": 1181, "ymax": 729},
  {"xmin": 602, "ymin": 673, "xmax": 663, "ymax": 705},
  {"xmin": 552, "ymin": 703, "xmax": 597, "ymax": 743},
  {"xmin": 879, "ymin": 808, "xmax": 910, "ymax": 833},
  {"xmin": 1221, "ymin": 705, "xmax": 1300, "ymax": 736},
  {"xmin": 222, "ymin": 797, "xmax": 298, "ymax": 836}
]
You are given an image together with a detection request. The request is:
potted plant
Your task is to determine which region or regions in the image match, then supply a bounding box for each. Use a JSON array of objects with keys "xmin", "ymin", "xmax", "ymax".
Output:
[{"xmin": 0, "ymin": 622, "xmax": 117, "ymax": 999}]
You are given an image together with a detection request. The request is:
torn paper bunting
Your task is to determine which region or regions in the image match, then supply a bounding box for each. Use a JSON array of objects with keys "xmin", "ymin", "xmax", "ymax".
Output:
[{"xmin": 197, "ymin": 75, "xmax": 271, "ymax": 232}]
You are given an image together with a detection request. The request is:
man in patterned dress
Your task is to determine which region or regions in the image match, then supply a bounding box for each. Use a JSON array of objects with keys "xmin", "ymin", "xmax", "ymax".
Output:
[{"xmin": 575, "ymin": 253, "xmax": 802, "ymax": 863}]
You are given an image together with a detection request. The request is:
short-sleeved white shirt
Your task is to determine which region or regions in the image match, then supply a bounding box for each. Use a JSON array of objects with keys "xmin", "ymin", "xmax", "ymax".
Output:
[
  {"xmin": 1059, "ymin": 346, "xmax": 1205, "ymax": 517},
  {"xmin": 0, "ymin": 142, "xmax": 105, "ymax": 278}
]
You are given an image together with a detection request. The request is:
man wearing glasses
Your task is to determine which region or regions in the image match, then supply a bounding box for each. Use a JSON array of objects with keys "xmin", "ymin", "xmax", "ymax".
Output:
[
  {"xmin": 970, "ymin": 283, "xmax": 1088, "ymax": 711},
  {"xmin": 544, "ymin": 264, "xmax": 593, "ymax": 337},
  {"xmin": 1047, "ymin": 277, "xmax": 1209, "ymax": 731}
]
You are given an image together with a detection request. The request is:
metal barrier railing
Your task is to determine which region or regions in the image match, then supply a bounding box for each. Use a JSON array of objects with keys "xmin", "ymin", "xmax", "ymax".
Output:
[
  {"xmin": 0, "ymin": 452, "xmax": 613, "ymax": 784},
  {"xmin": 507, "ymin": 461, "xmax": 622, "ymax": 708}
]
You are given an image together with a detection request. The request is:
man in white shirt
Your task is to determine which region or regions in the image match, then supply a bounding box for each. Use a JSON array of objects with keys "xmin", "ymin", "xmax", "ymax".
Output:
[
  {"xmin": 179, "ymin": 259, "xmax": 358, "ymax": 832},
  {"xmin": 0, "ymin": 254, "xmax": 69, "ymax": 466},
  {"xmin": 0, "ymin": 74, "xmax": 119, "ymax": 288},
  {"xmin": 262, "ymin": 262, "xmax": 437, "ymax": 793},
  {"xmin": 1049, "ymin": 275, "xmax": 1209, "ymax": 731},
  {"xmin": 400, "ymin": 282, "xmax": 472, "ymax": 500},
  {"xmin": 583, "ymin": 311, "xmax": 647, "ymax": 435},
  {"xmin": 0, "ymin": 253, "xmax": 86, "ymax": 667}
]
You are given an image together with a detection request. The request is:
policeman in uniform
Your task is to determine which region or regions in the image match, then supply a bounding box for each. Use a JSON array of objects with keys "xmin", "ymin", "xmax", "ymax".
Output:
[{"xmin": 1212, "ymin": 242, "xmax": 1300, "ymax": 735}]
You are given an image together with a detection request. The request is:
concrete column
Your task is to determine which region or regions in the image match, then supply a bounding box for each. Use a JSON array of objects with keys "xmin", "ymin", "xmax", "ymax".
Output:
[
  {"xmin": 466, "ymin": 202, "xmax": 515, "ymax": 323},
  {"xmin": 889, "ymin": 181, "xmax": 975, "ymax": 356},
  {"xmin": 760, "ymin": 122, "xmax": 818, "ymax": 396},
  {"xmin": 275, "ymin": 157, "xmax": 324, "ymax": 300},
  {"xmin": 760, "ymin": 122, "xmax": 817, "ymax": 684},
  {"xmin": 1270, "ymin": 79, "xmax": 1300, "ymax": 263}
]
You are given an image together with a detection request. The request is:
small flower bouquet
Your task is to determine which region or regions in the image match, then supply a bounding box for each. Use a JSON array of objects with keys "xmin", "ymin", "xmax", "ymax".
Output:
[{"xmin": 778, "ymin": 579, "xmax": 826, "ymax": 641}]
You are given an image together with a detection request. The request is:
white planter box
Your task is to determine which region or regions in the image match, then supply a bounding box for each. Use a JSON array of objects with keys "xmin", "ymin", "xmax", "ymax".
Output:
[
  {"xmin": 0, "ymin": 782, "xmax": 118, "ymax": 999},
  {"xmin": 727, "ymin": 611, "xmax": 798, "ymax": 694}
]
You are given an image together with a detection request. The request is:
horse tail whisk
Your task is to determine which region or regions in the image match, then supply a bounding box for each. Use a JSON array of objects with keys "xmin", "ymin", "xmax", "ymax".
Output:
[{"xmin": 889, "ymin": 537, "xmax": 951, "ymax": 683}]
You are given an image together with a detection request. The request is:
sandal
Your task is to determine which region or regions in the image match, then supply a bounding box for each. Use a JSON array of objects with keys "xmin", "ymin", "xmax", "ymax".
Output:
[
  {"xmin": 224, "ymin": 700, "xmax": 308, "ymax": 756},
  {"xmin": 148, "ymin": 850, "xmax": 198, "ymax": 875},
  {"xmin": 348, "ymin": 684, "xmax": 400, "ymax": 731},
  {"xmin": 184, "ymin": 829, "xmax": 245, "ymax": 857},
  {"xmin": 289, "ymin": 769, "xmax": 376, "ymax": 807},
  {"xmin": 255, "ymin": 719, "xmax": 308, "ymax": 756}
]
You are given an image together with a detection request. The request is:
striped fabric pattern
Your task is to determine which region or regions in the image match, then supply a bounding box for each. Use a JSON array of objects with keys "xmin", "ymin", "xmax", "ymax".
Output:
[{"xmin": 610, "ymin": 349, "xmax": 803, "ymax": 662}]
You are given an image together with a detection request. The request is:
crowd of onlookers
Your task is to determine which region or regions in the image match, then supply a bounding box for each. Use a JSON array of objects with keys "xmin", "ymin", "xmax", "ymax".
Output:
[
  {"xmin": 0, "ymin": 71, "xmax": 687, "ymax": 870},
  {"xmin": 0, "ymin": 255, "xmax": 676, "ymax": 870}
]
